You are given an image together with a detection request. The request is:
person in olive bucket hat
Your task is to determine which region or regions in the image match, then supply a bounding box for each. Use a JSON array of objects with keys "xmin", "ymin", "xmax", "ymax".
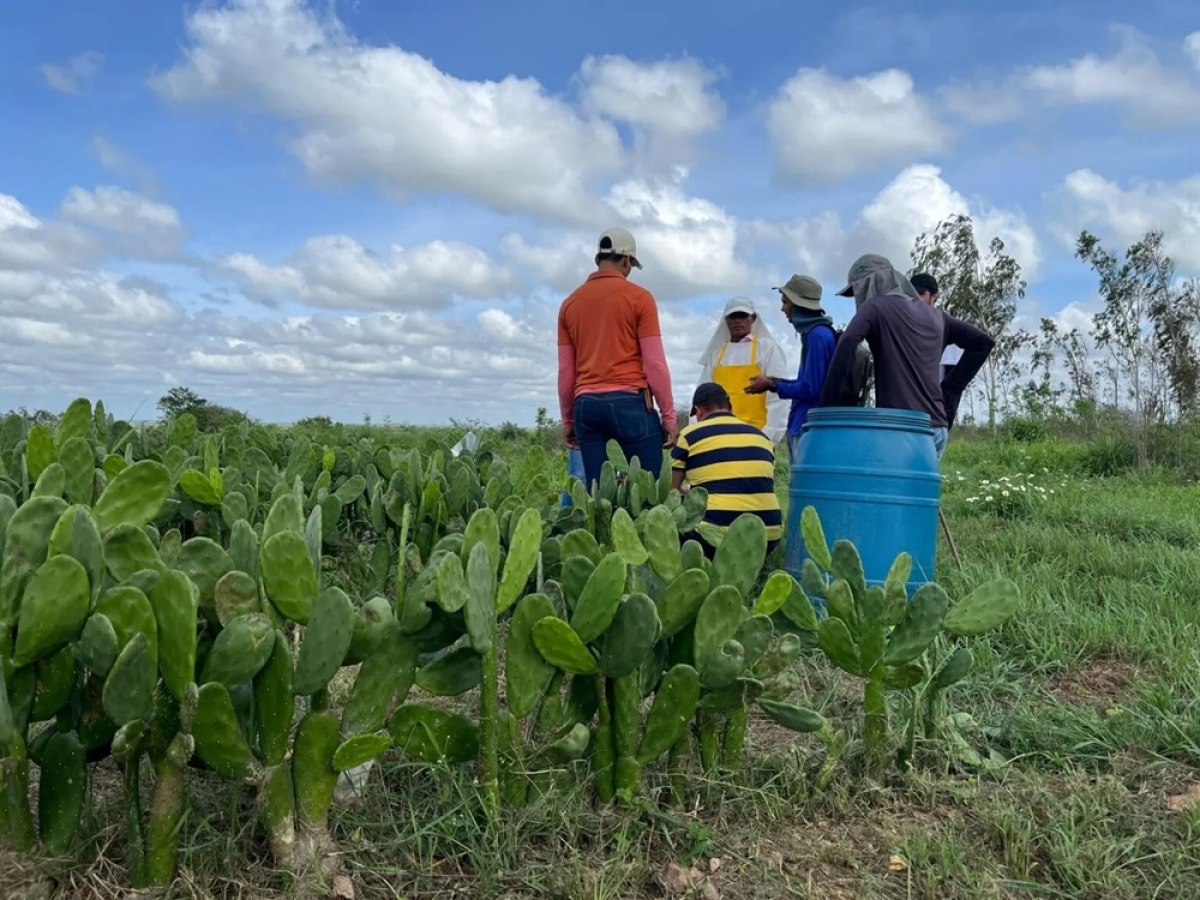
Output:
[{"xmin": 747, "ymin": 274, "xmax": 872, "ymax": 464}]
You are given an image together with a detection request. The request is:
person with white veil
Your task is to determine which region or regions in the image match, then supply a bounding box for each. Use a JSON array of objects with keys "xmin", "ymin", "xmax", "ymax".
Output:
[{"xmin": 697, "ymin": 297, "xmax": 789, "ymax": 443}]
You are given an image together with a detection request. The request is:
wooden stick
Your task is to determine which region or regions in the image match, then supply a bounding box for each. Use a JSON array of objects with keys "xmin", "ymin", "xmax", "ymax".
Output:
[{"xmin": 939, "ymin": 506, "xmax": 963, "ymax": 569}]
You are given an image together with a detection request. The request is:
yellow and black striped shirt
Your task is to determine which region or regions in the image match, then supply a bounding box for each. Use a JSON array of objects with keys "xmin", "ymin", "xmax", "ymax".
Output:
[{"xmin": 670, "ymin": 412, "xmax": 783, "ymax": 543}]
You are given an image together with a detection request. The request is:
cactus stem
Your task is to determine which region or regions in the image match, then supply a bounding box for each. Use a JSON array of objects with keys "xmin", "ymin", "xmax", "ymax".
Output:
[
  {"xmin": 4, "ymin": 739, "xmax": 35, "ymax": 853},
  {"xmin": 261, "ymin": 764, "xmax": 296, "ymax": 869},
  {"xmin": 593, "ymin": 676, "xmax": 615, "ymax": 804},
  {"xmin": 311, "ymin": 687, "xmax": 331, "ymax": 714},
  {"xmin": 145, "ymin": 758, "xmax": 187, "ymax": 887},
  {"xmin": 123, "ymin": 752, "xmax": 146, "ymax": 887},
  {"xmin": 720, "ymin": 707, "xmax": 749, "ymax": 771},
  {"xmin": 611, "ymin": 675, "xmax": 640, "ymax": 802},
  {"xmin": 477, "ymin": 640, "xmax": 500, "ymax": 821},
  {"xmin": 814, "ymin": 724, "xmax": 843, "ymax": 791},
  {"xmin": 922, "ymin": 683, "xmax": 944, "ymax": 741},
  {"xmin": 666, "ymin": 733, "xmax": 688, "ymax": 806},
  {"xmin": 533, "ymin": 671, "xmax": 565, "ymax": 739},
  {"xmin": 696, "ymin": 711, "xmax": 719, "ymax": 775},
  {"xmin": 0, "ymin": 763, "xmax": 9, "ymax": 840},
  {"xmin": 499, "ymin": 712, "xmax": 528, "ymax": 808},
  {"xmin": 863, "ymin": 661, "xmax": 889, "ymax": 780}
]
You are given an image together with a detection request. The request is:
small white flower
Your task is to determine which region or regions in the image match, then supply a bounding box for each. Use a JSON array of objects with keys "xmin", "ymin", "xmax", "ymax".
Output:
[
  {"xmin": 1002, "ymin": 490, "xmax": 1010, "ymax": 497},
  {"xmin": 986, "ymin": 495, "xmax": 994, "ymax": 501}
]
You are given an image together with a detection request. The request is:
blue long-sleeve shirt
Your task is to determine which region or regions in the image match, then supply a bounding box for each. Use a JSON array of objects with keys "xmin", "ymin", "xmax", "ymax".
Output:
[{"xmin": 773, "ymin": 324, "xmax": 836, "ymax": 436}]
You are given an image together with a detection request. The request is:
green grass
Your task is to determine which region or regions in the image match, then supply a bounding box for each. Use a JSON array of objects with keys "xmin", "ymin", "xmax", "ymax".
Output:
[{"xmin": 13, "ymin": 428, "xmax": 1200, "ymax": 900}]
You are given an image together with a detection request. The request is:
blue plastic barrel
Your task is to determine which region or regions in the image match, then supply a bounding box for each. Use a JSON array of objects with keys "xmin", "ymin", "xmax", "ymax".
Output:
[{"xmin": 784, "ymin": 407, "xmax": 941, "ymax": 603}]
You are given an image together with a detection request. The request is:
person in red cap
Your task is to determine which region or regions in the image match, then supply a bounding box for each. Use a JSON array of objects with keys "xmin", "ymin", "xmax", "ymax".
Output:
[{"xmin": 557, "ymin": 227, "xmax": 677, "ymax": 487}]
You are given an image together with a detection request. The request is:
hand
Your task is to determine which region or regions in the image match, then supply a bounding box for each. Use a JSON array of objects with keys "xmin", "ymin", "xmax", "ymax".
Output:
[
  {"xmin": 662, "ymin": 419, "xmax": 679, "ymax": 448},
  {"xmin": 943, "ymin": 390, "xmax": 962, "ymax": 430},
  {"xmin": 745, "ymin": 375, "xmax": 774, "ymax": 395},
  {"xmin": 562, "ymin": 422, "xmax": 579, "ymax": 449}
]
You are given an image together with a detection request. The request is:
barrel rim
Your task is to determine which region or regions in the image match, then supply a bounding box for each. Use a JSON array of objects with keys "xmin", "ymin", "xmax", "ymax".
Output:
[{"xmin": 804, "ymin": 407, "xmax": 933, "ymax": 428}]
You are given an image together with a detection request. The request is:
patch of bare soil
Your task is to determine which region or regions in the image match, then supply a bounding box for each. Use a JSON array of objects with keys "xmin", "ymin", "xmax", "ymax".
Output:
[{"xmin": 1047, "ymin": 659, "xmax": 1139, "ymax": 707}]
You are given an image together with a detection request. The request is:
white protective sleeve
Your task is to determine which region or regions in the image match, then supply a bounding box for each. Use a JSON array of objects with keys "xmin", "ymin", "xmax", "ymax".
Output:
[{"xmin": 759, "ymin": 337, "xmax": 791, "ymax": 444}]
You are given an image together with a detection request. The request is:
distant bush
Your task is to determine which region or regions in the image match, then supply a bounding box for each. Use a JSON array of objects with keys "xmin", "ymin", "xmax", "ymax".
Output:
[
  {"xmin": 1002, "ymin": 416, "xmax": 1048, "ymax": 443},
  {"xmin": 1080, "ymin": 434, "xmax": 1137, "ymax": 477},
  {"xmin": 157, "ymin": 385, "xmax": 251, "ymax": 434}
]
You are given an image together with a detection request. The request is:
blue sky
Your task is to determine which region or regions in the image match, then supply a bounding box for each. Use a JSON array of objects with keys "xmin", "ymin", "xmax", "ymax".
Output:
[{"xmin": 1, "ymin": 0, "xmax": 1198, "ymax": 425}]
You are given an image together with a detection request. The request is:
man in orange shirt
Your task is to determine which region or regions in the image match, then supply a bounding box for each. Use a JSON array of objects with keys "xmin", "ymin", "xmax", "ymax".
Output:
[{"xmin": 558, "ymin": 227, "xmax": 677, "ymax": 488}]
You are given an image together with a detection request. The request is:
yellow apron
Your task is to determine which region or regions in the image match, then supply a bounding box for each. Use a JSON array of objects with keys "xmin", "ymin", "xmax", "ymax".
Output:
[{"xmin": 713, "ymin": 338, "xmax": 768, "ymax": 430}]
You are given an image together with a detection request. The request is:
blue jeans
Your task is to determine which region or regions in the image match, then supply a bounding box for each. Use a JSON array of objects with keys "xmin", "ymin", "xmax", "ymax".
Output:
[
  {"xmin": 560, "ymin": 448, "xmax": 585, "ymax": 508},
  {"xmin": 787, "ymin": 432, "xmax": 803, "ymax": 467},
  {"xmin": 933, "ymin": 426, "xmax": 948, "ymax": 459},
  {"xmin": 574, "ymin": 390, "xmax": 664, "ymax": 489}
]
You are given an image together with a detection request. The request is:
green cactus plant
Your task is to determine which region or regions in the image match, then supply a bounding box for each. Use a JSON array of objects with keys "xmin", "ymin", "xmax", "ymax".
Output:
[{"xmin": 798, "ymin": 505, "xmax": 1021, "ymax": 778}]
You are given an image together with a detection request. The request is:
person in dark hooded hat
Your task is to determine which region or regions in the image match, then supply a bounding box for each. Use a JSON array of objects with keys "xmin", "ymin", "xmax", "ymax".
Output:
[{"xmin": 818, "ymin": 254, "xmax": 994, "ymax": 457}]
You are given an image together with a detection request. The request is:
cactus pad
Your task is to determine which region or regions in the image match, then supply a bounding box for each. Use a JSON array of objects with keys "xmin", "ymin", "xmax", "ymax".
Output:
[
  {"xmin": 569, "ymin": 552, "xmax": 626, "ymax": 644},
  {"xmin": 332, "ymin": 731, "xmax": 394, "ymax": 772},
  {"xmin": 532, "ymin": 617, "xmax": 599, "ymax": 675},
  {"xmin": 14, "ymin": 554, "xmax": 91, "ymax": 667},
  {"xmin": 293, "ymin": 586, "xmax": 355, "ymax": 696},
  {"xmin": 260, "ymin": 529, "xmax": 319, "ymax": 625},
  {"xmin": 389, "ymin": 702, "xmax": 481, "ymax": 764},
  {"xmin": 941, "ymin": 579, "xmax": 1020, "ymax": 637},
  {"xmin": 505, "ymin": 593, "xmax": 559, "ymax": 720},
  {"xmin": 201, "ymin": 613, "xmax": 276, "ymax": 688}
]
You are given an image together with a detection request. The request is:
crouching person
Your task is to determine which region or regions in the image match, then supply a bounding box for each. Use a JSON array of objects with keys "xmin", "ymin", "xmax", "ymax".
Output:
[{"xmin": 670, "ymin": 383, "xmax": 783, "ymax": 558}]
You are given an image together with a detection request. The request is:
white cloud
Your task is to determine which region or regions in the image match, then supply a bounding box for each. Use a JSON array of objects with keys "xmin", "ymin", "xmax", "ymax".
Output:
[
  {"xmin": 148, "ymin": 0, "xmax": 625, "ymax": 222},
  {"xmin": 1187, "ymin": 32, "xmax": 1200, "ymax": 71},
  {"xmin": 40, "ymin": 52, "xmax": 104, "ymax": 94},
  {"xmin": 497, "ymin": 170, "xmax": 765, "ymax": 304},
  {"xmin": 603, "ymin": 175, "xmax": 758, "ymax": 296},
  {"xmin": 751, "ymin": 164, "xmax": 1043, "ymax": 291},
  {"xmin": 213, "ymin": 234, "xmax": 518, "ymax": 310},
  {"xmin": 60, "ymin": 187, "xmax": 185, "ymax": 260},
  {"xmin": 0, "ymin": 187, "xmax": 187, "ymax": 272},
  {"xmin": 1023, "ymin": 28, "xmax": 1200, "ymax": 126},
  {"xmin": 576, "ymin": 55, "xmax": 725, "ymax": 169},
  {"xmin": 942, "ymin": 28, "xmax": 1200, "ymax": 127},
  {"xmin": 0, "ymin": 195, "xmax": 103, "ymax": 272},
  {"xmin": 767, "ymin": 68, "xmax": 952, "ymax": 185},
  {"xmin": 1050, "ymin": 169, "xmax": 1200, "ymax": 272}
]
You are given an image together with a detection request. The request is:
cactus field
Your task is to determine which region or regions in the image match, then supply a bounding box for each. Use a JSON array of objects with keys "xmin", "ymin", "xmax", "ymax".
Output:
[{"xmin": 3, "ymin": 401, "xmax": 1200, "ymax": 899}]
